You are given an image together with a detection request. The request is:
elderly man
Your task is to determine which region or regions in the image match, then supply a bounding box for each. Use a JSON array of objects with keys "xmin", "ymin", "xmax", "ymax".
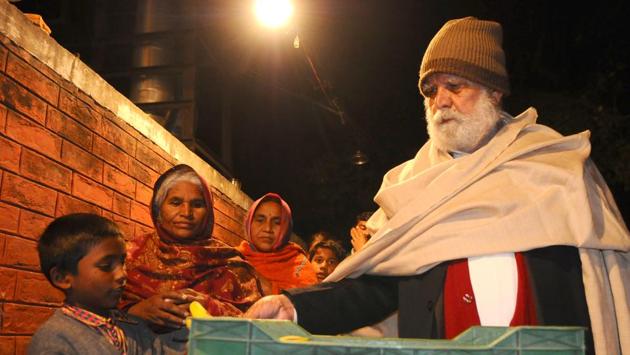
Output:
[{"xmin": 245, "ymin": 17, "xmax": 630, "ymax": 354}]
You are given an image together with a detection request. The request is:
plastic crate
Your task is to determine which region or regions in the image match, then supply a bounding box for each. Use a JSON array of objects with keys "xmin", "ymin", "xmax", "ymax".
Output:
[{"xmin": 188, "ymin": 317, "xmax": 585, "ymax": 354}]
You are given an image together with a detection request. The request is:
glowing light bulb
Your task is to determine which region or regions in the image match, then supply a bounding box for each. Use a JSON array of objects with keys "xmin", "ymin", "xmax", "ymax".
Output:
[{"xmin": 254, "ymin": 0, "xmax": 293, "ymax": 29}]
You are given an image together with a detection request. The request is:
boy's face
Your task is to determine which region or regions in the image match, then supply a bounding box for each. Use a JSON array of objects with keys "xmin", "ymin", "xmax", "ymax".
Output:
[
  {"xmin": 61, "ymin": 237, "xmax": 127, "ymax": 316},
  {"xmin": 311, "ymin": 247, "xmax": 340, "ymax": 282}
]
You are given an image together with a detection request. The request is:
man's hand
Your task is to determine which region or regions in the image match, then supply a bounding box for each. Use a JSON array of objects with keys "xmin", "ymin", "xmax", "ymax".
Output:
[
  {"xmin": 243, "ymin": 295, "xmax": 295, "ymax": 321},
  {"xmin": 350, "ymin": 226, "xmax": 369, "ymax": 252},
  {"xmin": 128, "ymin": 291, "xmax": 192, "ymax": 329}
]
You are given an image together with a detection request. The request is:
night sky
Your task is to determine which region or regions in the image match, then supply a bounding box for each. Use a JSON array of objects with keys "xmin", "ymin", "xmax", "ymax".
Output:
[{"xmin": 14, "ymin": 0, "xmax": 630, "ymax": 248}]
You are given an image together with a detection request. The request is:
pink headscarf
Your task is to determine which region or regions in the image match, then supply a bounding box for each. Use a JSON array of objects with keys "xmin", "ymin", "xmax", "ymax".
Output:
[{"xmin": 244, "ymin": 192, "xmax": 293, "ymax": 251}]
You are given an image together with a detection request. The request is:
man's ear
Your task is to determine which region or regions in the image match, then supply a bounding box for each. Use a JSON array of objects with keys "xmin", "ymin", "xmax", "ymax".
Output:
[
  {"xmin": 490, "ymin": 90, "xmax": 503, "ymax": 105},
  {"xmin": 50, "ymin": 266, "xmax": 73, "ymax": 290}
]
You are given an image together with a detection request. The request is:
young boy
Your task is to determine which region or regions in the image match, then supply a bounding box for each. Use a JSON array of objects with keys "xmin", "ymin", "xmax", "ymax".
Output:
[
  {"xmin": 308, "ymin": 240, "xmax": 346, "ymax": 283},
  {"xmin": 29, "ymin": 213, "xmax": 186, "ymax": 354}
]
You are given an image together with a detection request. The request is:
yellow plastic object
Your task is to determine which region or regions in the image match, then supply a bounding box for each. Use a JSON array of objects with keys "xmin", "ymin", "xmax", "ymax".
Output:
[
  {"xmin": 279, "ymin": 335, "xmax": 310, "ymax": 342},
  {"xmin": 186, "ymin": 301, "xmax": 211, "ymax": 328}
]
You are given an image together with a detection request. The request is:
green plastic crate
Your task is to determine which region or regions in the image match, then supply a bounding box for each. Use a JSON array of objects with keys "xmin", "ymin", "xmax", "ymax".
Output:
[{"xmin": 188, "ymin": 317, "xmax": 585, "ymax": 354}]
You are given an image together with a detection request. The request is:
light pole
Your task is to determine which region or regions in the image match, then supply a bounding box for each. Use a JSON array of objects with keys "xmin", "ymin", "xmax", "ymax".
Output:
[{"xmin": 253, "ymin": 0, "xmax": 369, "ymax": 166}]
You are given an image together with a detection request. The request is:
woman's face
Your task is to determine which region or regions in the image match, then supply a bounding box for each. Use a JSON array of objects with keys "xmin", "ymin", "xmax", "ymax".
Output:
[
  {"xmin": 250, "ymin": 200, "xmax": 282, "ymax": 252},
  {"xmin": 159, "ymin": 181, "xmax": 208, "ymax": 240}
]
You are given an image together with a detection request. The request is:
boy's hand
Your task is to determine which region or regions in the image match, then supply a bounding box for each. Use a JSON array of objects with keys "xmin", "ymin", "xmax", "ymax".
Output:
[
  {"xmin": 128, "ymin": 291, "xmax": 191, "ymax": 329},
  {"xmin": 350, "ymin": 226, "xmax": 369, "ymax": 252}
]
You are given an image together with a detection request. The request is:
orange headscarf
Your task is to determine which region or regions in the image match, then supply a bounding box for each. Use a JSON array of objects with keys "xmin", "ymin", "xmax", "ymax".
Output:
[{"xmin": 238, "ymin": 193, "xmax": 316, "ymax": 294}]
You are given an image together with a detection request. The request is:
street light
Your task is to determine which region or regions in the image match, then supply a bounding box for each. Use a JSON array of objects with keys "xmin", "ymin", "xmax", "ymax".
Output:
[
  {"xmin": 254, "ymin": 0, "xmax": 293, "ymax": 29},
  {"xmin": 253, "ymin": 0, "xmax": 369, "ymax": 166}
]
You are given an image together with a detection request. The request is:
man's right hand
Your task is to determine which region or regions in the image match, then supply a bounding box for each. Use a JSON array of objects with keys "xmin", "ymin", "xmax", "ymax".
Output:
[
  {"xmin": 243, "ymin": 295, "xmax": 295, "ymax": 321},
  {"xmin": 128, "ymin": 291, "xmax": 191, "ymax": 329}
]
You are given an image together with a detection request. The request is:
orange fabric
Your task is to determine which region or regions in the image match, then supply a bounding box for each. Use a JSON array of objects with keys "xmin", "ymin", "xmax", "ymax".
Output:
[{"xmin": 237, "ymin": 241, "xmax": 317, "ymax": 294}]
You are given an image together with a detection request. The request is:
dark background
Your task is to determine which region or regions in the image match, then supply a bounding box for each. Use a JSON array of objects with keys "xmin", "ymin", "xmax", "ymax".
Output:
[{"xmin": 13, "ymin": 0, "xmax": 630, "ymax": 249}]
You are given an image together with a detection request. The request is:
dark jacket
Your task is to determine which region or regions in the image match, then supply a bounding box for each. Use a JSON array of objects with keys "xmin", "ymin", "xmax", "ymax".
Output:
[{"xmin": 286, "ymin": 246, "xmax": 592, "ymax": 350}]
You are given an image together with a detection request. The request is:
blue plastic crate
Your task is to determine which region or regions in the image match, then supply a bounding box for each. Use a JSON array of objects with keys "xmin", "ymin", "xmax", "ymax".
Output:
[{"xmin": 188, "ymin": 317, "xmax": 585, "ymax": 354}]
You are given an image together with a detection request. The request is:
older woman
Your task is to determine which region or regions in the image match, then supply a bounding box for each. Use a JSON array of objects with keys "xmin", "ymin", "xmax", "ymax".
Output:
[
  {"xmin": 237, "ymin": 193, "xmax": 317, "ymax": 295},
  {"xmin": 120, "ymin": 164, "xmax": 262, "ymax": 329}
]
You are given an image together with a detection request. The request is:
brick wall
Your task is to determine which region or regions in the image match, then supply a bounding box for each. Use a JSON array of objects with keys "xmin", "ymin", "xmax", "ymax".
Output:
[{"xmin": 0, "ymin": 3, "xmax": 250, "ymax": 353}]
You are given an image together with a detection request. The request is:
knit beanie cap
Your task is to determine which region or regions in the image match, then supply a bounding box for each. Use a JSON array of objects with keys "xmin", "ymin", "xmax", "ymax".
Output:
[{"xmin": 419, "ymin": 16, "xmax": 510, "ymax": 97}]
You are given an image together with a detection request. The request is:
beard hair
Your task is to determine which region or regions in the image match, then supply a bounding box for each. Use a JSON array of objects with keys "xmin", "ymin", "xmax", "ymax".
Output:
[{"xmin": 424, "ymin": 91, "xmax": 502, "ymax": 153}]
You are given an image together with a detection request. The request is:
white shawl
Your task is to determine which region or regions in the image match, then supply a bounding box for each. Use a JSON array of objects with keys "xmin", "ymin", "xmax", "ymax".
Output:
[{"xmin": 328, "ymin": 108, "xmax": 630, "ymax": 354}]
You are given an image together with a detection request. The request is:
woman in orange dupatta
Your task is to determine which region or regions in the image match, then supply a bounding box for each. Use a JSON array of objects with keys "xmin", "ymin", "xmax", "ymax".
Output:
[
  {"xmin": 237, "ymin": 193, "xmax": 316, "ymax": 295},
  {"xmin": 120, "ymin": 164, "xmax": 262, "ymax": 330}
]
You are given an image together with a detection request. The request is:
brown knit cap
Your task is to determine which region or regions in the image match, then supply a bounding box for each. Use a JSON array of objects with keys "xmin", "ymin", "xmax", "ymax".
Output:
[{"xmin": 419, "ymin": 16, "xmax": 510, "ymax": 97}]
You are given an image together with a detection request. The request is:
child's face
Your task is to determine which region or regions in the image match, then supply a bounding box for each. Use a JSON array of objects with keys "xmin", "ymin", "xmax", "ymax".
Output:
[
  {"xmin": 65, "ymin": 237, "xmax": 127, "ymax": 316},
  {"xmin": 311, "ymin": 247, "xmax": 340, "ymax": 282}
]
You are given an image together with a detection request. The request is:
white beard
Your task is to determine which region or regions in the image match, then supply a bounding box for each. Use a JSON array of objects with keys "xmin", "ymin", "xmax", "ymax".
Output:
[{"xmin": 425, "ymin": 92, "xmax": 502, "ymax": 153}]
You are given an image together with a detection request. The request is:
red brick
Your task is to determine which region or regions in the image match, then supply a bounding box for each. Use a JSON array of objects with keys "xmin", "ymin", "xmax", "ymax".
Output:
[
  {"xmin": 0, "ymin": 173, "xmax": 57, "ymax": 216},
  {"xmin": 6, "ymin": 53, "xmax": 59, "ymax": 105},
  {"xmin": 129, "ymin": 159, "xmax": 159, "ymax": 187},
  {"xmin": 0, "ymin": 265, "xmax": 17, "ymax": 300},
  {"xmin": 0, "ymin": 201, "xmax": 19, "ymax": 233},
  {"xmin": 15, "ymin": 336, "xmax": 30, "ymax": 355},
  {"xmin": 47, "ymin": 107, "xmax": 93, "ymax": 150},
  {"xmin": 130, "ymin": 200, "xmax": 152, "ymax": 226},
  {"xmin": 1, "ymin": 303, "xmax": 55, "ymax": 334},
  {"xmin": 0, "ymin": 73, "xmax": 47, "ymax": 124},
  {"xmin": 0, "ymin": 103, "xmax": 7, "ymax": 133},
  {"xmin": 214, "ymin": 209, "xmax": 242, "ymax": 233},
  {"xmin": 2, "ymin": 235, "xmax": 39, "ymax": 271},
  {"xmin": 6, "ymin": 110, "xmax": 62, "ymax": 160},
  {"xmin": 58, "ymin": 90, "xmax": 101, "ymax": 130},
  {"xmin": 103, "ymin": 164, "xmax": 135, "ymax": 198},
  {"xmin": 213, "ymin": 196, "xmax": 239, "ymax": 219},
  {"xmin": 61, "ymin": 141, "xmax": 103, "ymax": 182},
  {"xmin": 112, "ymin": 192, "xmax": 131, "ymax": 218},
  {"xmin": 135, "ymin": 182, "xmax": 153, "ymax": 206},
  {"xmin": 18, "ymin": 210, "xmax": 52, "ymax": 241},
  {"xmin": 0, "ymin": 135, "xmax": 20, "ymax": 172},
  {"xmin": 147, "ymin": 142, "xmax": 175, "ymax": 164},
  {"xmin": 213, "ymin": 224, "xmax": 242, "ymax": 247},
  {"xmin": 55, "ymin": 193, "xmax": 101, "ymax": 217},
  {"xmin": 93, "ymin": 136, "xmax": 129, "ymax": 171},
  {"xmin": 100, "ymin": 118, "xmax": 136, "ymax": 156},
  {"xmin": 75, "ymin": 90, "xmax": 102, "ymax": 115},
  {"xmin": 0, "ymin": 43, "xmax": 7, "ymax": 71},
  {"xmin": 0, "ymin": 337, "xmax": 16, "ymax": 355},
  {"xmin": 20, "ymin": 149, "xmax": 72, "ymax": 192},
  {"xmin": 105, "ymin": 113, "xmax": 143, "ymax": 141},
  {"xmin": 71, "ymin": 174, "xmax": 112, "ymax": 210},
  {"xmin": 112, "ymin": 215, "xmax": 134, "ymax": 240},
  {"xmin": 135, "ymin": 143, "xmax": 171, "ymax": 174},
  {"xmin": 134, "ymin": 223, "xmax": 154, "ymax": 238},
  {"xmin": 0, "ymin": 232, "xmax": 4, "ymax": 259},
  {"xmin": 5, "ymin": 41, "xmax": 61, "ymax": 85},
  {"xmin": 15, "ymin": 270, "xmax": 64, "ymax": 305}
]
